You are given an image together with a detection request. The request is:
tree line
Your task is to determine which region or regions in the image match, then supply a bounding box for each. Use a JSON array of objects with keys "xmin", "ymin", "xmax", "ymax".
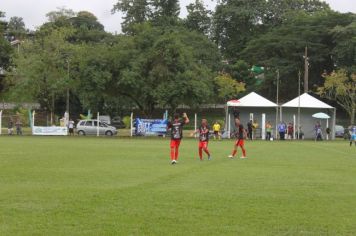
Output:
[{"xmin": 0, "ymin": 0, "xmax": 355, "ymax": 123}]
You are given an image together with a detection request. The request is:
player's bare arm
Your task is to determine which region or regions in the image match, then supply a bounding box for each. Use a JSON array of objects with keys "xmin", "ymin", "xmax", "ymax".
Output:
[{"xmin": 183, "ymin": 112, "xmax": 190, "ymax": 124}]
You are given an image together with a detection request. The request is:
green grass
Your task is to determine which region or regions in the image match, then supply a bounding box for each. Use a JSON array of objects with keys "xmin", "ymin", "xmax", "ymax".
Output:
[{"xmin": 0, "ymin": 136, "xmax": 355, "ymax": 235}]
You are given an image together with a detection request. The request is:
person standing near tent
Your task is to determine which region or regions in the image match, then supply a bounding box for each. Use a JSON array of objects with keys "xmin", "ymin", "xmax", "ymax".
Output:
[
  {"xmin": 228, "ymin": 118, "xmax": 247, "ymax": 159},
  {"xmin": 247, "ymin": 120, "xmax": 253, "ymax": 140},
  {"xmin": 252, "ymin": 120, "xmax": 259, "ymax": 139},
  {"xmin": 315, "ymin": 121, "xmax": 323, "ymax": 141},
  {"xmin": 350, "ymin": 127, "xmax": 356, "ymax": 147},
  {"xmin": 213, "ymin": 121, "xmax": 221, "ymax": 140},
  {"xmin": 191, "ymin": 119, "xmax": 211, "ymax": 160},
  {"xmin": 167, "ymin": 113, "xmax": 189, "ymax": 164},
  {"xmin": 8, "ymin": 117, "xmax": 14, "ymax": 135},
  {"xmin": 287, "ymin": 122, "xmax": 294, "ymax": 140},
  {"xmin": 68, "ymin": 119, "xmax": 75, "ymax": 136},
  {"xmin": 278, "ymin": 121, "xmax": 286, "ymax": 140},
  {"xmin": 15, "ymin": 118, "xmax": 22, "ymax": 135},
  {"xmin": 266, "ymin": 121, "xmax": 272, "ymax": 141}
]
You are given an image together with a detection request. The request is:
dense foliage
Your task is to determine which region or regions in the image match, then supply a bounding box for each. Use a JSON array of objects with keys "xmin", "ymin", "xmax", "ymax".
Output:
[{"xmin": 0, "ymin": 1, "xmax": 355, "ymax": 122}]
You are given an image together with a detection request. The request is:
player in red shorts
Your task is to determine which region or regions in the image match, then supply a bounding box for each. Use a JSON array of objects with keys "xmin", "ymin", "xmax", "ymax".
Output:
[
  {"xmin": 228, "ymin": 118, "xmax": 247, "ymax": 159},
  {"xmin": 191, "ymin": 119, "xmax": 211, "ymax": 161},
  {"xmin": 167, "ymin": 112, "xmax": 189, "ymax": 164}
]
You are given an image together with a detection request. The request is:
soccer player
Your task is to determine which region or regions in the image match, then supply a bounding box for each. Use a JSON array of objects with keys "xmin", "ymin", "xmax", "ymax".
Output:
[
  {"xmin": 212, "ymin": 121, "xmax": 221, "ymax": 140},
  {"xmin": 167, "ymin": 112, "xmax": 189, "ymax": 164},
  {"xmin": 228, "ymin": 118, "xmax": 247, "ymax": 159},
  {"xmin": 191, "ymin": 119, "xmax": 211, "ymax": 160}
]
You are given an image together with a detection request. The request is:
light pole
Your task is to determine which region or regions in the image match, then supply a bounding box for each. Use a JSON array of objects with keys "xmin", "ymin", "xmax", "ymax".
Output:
[
  {"xmin": 66, "ymin": 59, "xmax": 70, "ymax": 117},
  {"xmin": 275, "ymin": 69, "xmax": 279, "ymax": 139},
  {"xmin": 297, "ymin": 70, "xmax": 301, "ymax": 139},
  {"xmin": 303, "ymin": 46, "xmax": 309, "ymax": 93}
]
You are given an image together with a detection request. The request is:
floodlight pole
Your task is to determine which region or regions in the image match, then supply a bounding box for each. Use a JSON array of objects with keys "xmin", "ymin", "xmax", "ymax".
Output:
[
  {"xmin": 66, "ymin": 59, "xmax": 70, "ymax": 117},
  {"xmin": 297, "ymin": 71, "xmax": 301, "ymax": 140},
  {"xmin": 275, "ymin": 69, "xmax": 279, "ymax": 138},
  {"xmin": 303, "ymin": 46, "xmax": 309, "ymax": 93}
]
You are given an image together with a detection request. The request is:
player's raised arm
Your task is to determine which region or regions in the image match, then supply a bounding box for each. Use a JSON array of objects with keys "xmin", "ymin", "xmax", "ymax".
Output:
[{"xmin": 183, "ymin": 112, "xmax": 189, "ymax": 124}]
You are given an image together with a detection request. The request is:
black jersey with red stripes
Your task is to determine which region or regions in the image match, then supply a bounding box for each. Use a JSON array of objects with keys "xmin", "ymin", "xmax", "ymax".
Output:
[
  {"xmin": 167, "ymin": 120, "xmax": 185, "ymax": 140},
  {"xmin": 198, "ymin": 125, "xmax": 210, "ymax": 142},
  {"xmin": 237, "ymin": 124, "xmax": 245, "ymax": 139}
]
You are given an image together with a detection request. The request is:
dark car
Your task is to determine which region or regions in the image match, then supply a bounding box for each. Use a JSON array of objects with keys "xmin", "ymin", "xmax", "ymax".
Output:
[{"xmin": 111, "ymin": 117, "xmax": 126, "ymax": 129}]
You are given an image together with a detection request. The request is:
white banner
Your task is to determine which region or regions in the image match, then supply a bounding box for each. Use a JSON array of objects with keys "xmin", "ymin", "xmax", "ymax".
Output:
[{"xmin": 32, "ymin": 126, "xmax": 68, "ymax": 136}]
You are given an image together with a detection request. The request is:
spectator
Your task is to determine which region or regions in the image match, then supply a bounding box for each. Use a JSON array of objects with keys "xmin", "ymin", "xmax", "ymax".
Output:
[
  {"xmin": 278, "ymin": 121, "xmax": 286, "ymax": 140},
  {"xmin": 315, "ymin": 121, "xmax": 322, "ymax": 141},
  {"xmin": 15, "ymin": 119, "xmax": 23, "ymax": 135},
  {"xmin": 287, "ymin": 122, "xmax": 294, "ymax": 140},
  {"xmin": 252, "ymin": 120, "xmax": 259, "ymax": 139},
  {"xmin": 266, "ymin": 121, "xmax": 272, "ymax": 141},
  {"xmin": 68, "ymin": 119, "xmax": 75, "ymax": 136},
  {"xmin": 8, "ymin": 117, "xmax": 14, "ymax": 135},
  {"xmin": 247, "ymin": 120, "xmax": 253, "ymax": 140}
]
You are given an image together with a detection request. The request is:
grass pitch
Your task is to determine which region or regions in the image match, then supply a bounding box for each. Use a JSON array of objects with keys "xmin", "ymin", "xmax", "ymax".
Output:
[{"xmin": 0, "ymin": 136, "xmax": 355, "ymax": 235}]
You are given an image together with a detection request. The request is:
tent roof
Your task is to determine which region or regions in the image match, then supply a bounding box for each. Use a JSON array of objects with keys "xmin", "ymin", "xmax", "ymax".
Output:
[
  {"xmin": 282, "ymin": 93, "xmax": 334, "ymax": 109},
  {"xmin": 227, "ymin": 92, "xmax": 277, "ymax": 107}
]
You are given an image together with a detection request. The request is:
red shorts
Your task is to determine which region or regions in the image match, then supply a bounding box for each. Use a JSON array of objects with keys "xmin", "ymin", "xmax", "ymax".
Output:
[
  {"xmin": 198, "ymin": 141, "xmax": 208, "ymax": 149},
  {"xmin": 170, "ymin": 139, "xmax": 181, "ymax": 148},
  {"xmin": 235, "ymin": 139, "xmax": 244, "ymax": 147}
]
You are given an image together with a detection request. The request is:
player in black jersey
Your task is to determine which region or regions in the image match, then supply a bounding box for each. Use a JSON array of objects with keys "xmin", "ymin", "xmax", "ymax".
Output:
[
  {"xmin": 228, "ymin": 118, "xmax": 247, "ymax": 159},
  {"xmin": 167, "ymin": 113, "xmax": 189, "ymax": 164},
  {"xmin": 191, "ymin": 119, "xmax": 211, "ymax": 160}
]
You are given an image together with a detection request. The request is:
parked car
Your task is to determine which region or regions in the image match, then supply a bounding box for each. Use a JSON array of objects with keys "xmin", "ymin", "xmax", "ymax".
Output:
[
  {"xmin": 76, "ymin": 119, "xmax": 117, "ymax": 136},
  {"xmin": 334, "ymin": 125, "xmax": 344, "ymax": 138},
  {"xmin": 111, "ymin": 116, "xmax": 126, "ymax": 129}
]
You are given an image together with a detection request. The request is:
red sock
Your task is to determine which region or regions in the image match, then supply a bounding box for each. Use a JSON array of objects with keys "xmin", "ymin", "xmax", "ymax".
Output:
[
  {"xmin": 170, "ymin": 148, "xmax": 175, "ymax": 161},
  {"xmin": 232, "ymin": 150, "xmax": 237, "ymax": 157},
  {"xmin": 203, "ymin": 148, "xmax": 210, "ymax": 156},
  {"xmin": 175, "ymin": 147, "xmax": 179, "ymax": 160},
  {"xmin": 199, "ymin": 148, "xmax": 203, "ymax": 159},
  {"xmin": 242, "ymin": 147, "xmax": 246, "ymax": 157}
]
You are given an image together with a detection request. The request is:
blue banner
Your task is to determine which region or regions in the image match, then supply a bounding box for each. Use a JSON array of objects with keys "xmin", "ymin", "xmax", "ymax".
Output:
[{"xmin": 134, "ymin": 118, "xmax": 168, "ymax": 136}]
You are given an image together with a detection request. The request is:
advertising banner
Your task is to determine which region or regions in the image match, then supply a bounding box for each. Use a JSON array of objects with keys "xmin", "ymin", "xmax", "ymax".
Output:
[
  {"xmin": 32, "ymin": 126, "xmax": 68, "ymax": 136},
  {"xmin": 134, "ymin": 118, "xmax": 168, "ymax": 136}
]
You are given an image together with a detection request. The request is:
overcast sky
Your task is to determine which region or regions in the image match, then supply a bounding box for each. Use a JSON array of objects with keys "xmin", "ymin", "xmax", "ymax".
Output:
[{"xmin": 1, "ymin": 0, "xmax": 355, "ymax": 33}]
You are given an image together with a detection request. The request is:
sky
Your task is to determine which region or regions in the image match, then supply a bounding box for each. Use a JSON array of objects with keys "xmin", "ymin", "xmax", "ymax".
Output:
[{"xmin": 1, "ymin": 0, "xmax": 355, "ymax": 33}]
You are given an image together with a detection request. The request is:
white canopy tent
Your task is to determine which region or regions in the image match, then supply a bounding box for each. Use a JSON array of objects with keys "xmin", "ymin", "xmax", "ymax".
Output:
[
  {"xmin": 281, "ymin": 93, "xmax": 336, "ymax": 139},
  {"xmin": 225, "ymin": 92, "xmax": 278, "ymax": 139}
]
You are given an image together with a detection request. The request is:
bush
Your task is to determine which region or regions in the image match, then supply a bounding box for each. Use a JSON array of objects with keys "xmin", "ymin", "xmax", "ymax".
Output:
[{"xmin": 122, "ymin": 116, "xmax": 131, "ymax": 128}]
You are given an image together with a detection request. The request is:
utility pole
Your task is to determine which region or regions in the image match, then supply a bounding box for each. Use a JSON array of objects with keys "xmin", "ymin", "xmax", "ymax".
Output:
[
  {"xmin": 303, "ymin": 46, "xmax": 309, "ymax": 93},
  {"xmin": 297, "ymin": 70, "xmax": 301, "ymax": 139},
  {"xmin": 66, "ymin": 59, "xmax": 70, "ymax": 116},
  {"xmin": 275, "ymin": 69, "xmax": 279, "ymax": 139}
]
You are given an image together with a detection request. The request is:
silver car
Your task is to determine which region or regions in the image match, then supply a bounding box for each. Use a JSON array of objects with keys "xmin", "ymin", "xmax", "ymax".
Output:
[{"xmin": 76, "ymin": 120, "xmax": 117, "ymax": 136}]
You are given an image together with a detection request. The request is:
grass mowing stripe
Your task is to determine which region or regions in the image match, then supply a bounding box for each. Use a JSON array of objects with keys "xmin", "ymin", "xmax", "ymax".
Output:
[{"xmin": 0, "ymin": 137, "xmax": 355, "ymax": 235}]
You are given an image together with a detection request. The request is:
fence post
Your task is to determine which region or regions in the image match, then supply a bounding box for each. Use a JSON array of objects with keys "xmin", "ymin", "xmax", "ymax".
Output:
[
  {"xmin": 0, "ymin": 110, "xmax": 2, "ymax": 135},
  {"xmin": 194, "ymin": 113, "xmax": 197, "ymax": 137},
  {"xmin": 97, "ymin": 112, "xmax": 100, "ymax": 137},
  {"xmin": 130, "ymin": 112, "xmax": 134, "ymax": 137}
]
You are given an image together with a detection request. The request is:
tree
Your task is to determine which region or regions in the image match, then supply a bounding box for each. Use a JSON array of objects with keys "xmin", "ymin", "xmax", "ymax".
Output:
[
  {"xmin": 330, "ymin": 17, "xmax": 356, "ymax": 72},
  {"xmin": 7, "ymin": 16, "xmax": 27, "ymax": 40},
  {"xmin": 214, "ymin": 73, "xmax": 245, "ymax": 101},
  {"xmin": 9, "ymin": 27, "xmax": 75, "ymax": 122},
  {"xmin": 184, "ymin": 0, "xmax": 211, "ymax": 35},
  {"xmin": 317, "ymin": 70, "xmax": 356, "ymax": 125},
  {"xmin": 0, "ymin": 11, "xmax": 12, "ymax": 71},
  {"xmin": 112, "ymin": 0, "xmax": 151, "ymax": 33},
  {"xmin": 212, "ymin": 0, "xmax": 331, "ymax": 61},
  {"xmin": 46, "ymin": 7, "xmax": 76, "ymax": 23},
  {"xmin": 241, "ymin": 11, "xmax": 355, "ymax": 100}
]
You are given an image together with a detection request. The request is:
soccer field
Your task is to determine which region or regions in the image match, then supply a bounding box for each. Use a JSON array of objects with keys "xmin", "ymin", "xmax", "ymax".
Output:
[{"xmin": 0, "ymin": 136, "xmax": 355, "ymax": 235}]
